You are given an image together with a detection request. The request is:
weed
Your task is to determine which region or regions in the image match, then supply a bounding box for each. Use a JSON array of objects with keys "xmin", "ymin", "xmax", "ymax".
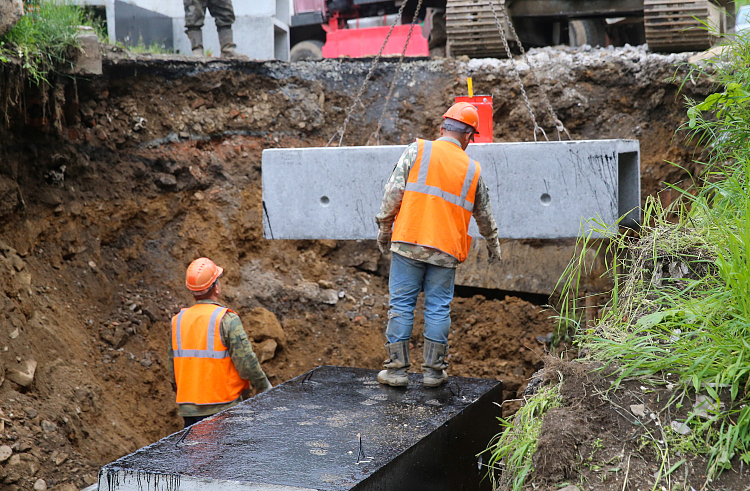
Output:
[
  {"xmin": 556, "ymin": 32, "xmax": 750, "ymax": 484},
  {"xmin": 485, "ymin": 384, "xmax": 561, "ymax": 491}
]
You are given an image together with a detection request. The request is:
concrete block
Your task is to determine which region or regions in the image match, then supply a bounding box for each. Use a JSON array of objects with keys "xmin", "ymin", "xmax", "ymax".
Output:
[
  {"xmin": 262, "ymin": 139, "xmax": 641, "ymax": 240},
  {"xmin": 99, "ymin": 366, "xmax": 501, "ymax": 491}
]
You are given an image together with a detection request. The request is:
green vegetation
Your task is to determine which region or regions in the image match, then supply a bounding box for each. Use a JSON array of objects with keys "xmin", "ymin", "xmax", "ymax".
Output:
[
  {"xmin": 485, "ymin": 385, "xmax": 561, "ymax": 491},
  {"xmin": 488, "ymin": 31, "xmax": 750, "ymax": 491},
  {"xmin": 563, "ymin": 34, "xmax": 750, "ymax": 483},
  {"xmin": 0, "ymin": 0, "xmax": 91, "ymax": 84}
]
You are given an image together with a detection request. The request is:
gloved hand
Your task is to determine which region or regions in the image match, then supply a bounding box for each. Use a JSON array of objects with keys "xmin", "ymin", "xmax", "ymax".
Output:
[
  {"xmin": 377, "ymin": 231, "xmax": 392, "ymax": 255},
  {"xmin": 487, "ymin": 240, "xmax": 502, "ymax": 265}
]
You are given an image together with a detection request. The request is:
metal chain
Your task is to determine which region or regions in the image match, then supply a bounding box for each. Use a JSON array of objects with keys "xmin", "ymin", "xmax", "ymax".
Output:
[
  {"xmin": 497, "ymin": 1, "xmax": 571, "ymax": 140},
  {"xmin": 486, "ymin": 0, "xmax": 546, "ymax": 141},
  {"xmin": 327, "ymin": 0, "xmax": 412, "ymax": 147},
  {"xmin": 367, "ymin": 0, "xmax": 425, "ymax": 146}
]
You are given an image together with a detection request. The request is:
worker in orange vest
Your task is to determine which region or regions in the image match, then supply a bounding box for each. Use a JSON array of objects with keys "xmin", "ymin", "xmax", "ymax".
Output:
[
  {"xmin": 375, "ymin": 102, "xmax": 502, "ymax": 388},
  {"xmin": 170, "ymin": 257, "xmax": 272, "ymax": 427}
]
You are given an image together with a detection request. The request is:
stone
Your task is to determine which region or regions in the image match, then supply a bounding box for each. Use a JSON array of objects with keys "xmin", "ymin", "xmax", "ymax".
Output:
[
  {"xmin": 318, "ymin": 289, "xmax": 339, "ymax": 305},
  {"xmin": 24, "ymin": 408, "xmax": 37, "ymax": 419},
  {"xmin": 670, "ymin": 421, "xmax": 691, "ymax": 435},
  {"xmin": 6, "ymin": 359, "xmax": 36, "ymax": 387},
  {"xmin": 68, "ymin": 26, "xmax": 102, "ymax": 76},
  {"xmin": 0, "ymin": 0, "xmax": 23, "ymax": 38},
  {"xmin": 155, "ymin": 173, "xmax": 177, "ymax": 188},
  {"xmin": 33, "ymin": 479, "xmax": 47, "ymax": 491},
  {"xmin": 57, "ymin": 484, "xmax": 78, "ymax": 491},
  {"xmin": 10, "ymin": 255, "xmax": 24, "ymax": 272},
  {"xmin": 0, "ymin": 445, "xmax": 12, "ymax": 463},
  {"xmin": 630, "ymin": 404, "xmax": 646, "ymax": 417},
  {"xmin": 100, "ymin": 327, "xmax": 128, "ymax": 349},
  {"xmin": 317, "ymin": 279, "xmax": 334, "ymax": 289},
  {"xmin": 8, "ymin": 454, "xmax": 20, "ymax": 466},
  {"xmin": 53, "ymin": 451, "xmax": 68, "ymax": 466},
  {"xmin": 244, "ymin": 307, "xmax": 287, "ymax": 347},
  {"xmin": 9, "ymin": 328, "xmax": 18, "ymax": 339},
  {"xmin": 557, "ymin": 486, "xmax": 581, "ymax": 491},
  {"xmin": 11, "ymin": 439, "xmax": 31, "ymax": 452},
  {"xmin": 256, "ymin": 339, "xmax": 278, "ymax": 363},
  {"xmin": 41, "ymin": 420, "xmax": 57, "ymax": 433}
]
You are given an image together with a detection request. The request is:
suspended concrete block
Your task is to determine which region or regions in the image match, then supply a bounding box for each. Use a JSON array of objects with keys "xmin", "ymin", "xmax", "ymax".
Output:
[
  {"xmin": 98, "ymin": 366, "xmax": 502, "ymax": 491},
  {"xmin": 262, "ymin": 139, "xmax": 640, "ymax": 240}
]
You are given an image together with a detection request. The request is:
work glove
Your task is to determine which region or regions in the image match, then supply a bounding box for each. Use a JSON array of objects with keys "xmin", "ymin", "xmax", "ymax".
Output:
[
  {"xmin": 487, "ymin": 239, "xmax": 502, "ymax": 266},
  {"xmin": 377, "ymin": 231, "xmax": 392, "ymax": 255}
]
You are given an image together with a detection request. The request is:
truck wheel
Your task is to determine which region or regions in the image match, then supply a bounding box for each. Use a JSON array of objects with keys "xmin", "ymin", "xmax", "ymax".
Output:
[
  {"xmin": 568, "ymin": 19, "xmax": 607, "ymax": 47},
  {"xmin": 290, "ymin": 40, "xmax": 324, "ymax": 61}
]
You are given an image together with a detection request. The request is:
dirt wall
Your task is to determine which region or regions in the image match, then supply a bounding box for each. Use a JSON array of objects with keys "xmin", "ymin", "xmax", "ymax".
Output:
[{"xmin": 0, "ymin": 46, "xmax": 713, "ymax": 490}]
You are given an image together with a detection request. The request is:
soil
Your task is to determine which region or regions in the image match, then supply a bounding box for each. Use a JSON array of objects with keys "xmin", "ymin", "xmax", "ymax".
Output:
[{"xmin": 0, "ymin": 45, "xmax": 725, "ymax": 490}]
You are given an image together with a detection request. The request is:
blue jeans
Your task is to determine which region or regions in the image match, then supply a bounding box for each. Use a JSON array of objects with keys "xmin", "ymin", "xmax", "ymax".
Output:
[{"xmin": 386, "ymin": 253, "xmax": 455, "ymax": 345}]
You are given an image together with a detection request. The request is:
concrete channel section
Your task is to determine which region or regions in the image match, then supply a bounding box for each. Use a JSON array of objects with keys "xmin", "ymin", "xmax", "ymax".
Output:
[
  {"xmin": 98, "ymin": 366, "xmax": 503, "ymax": 491},
  {"xmin": 262, "ymin": 139, "xmax": 641, "ymax": 240}
]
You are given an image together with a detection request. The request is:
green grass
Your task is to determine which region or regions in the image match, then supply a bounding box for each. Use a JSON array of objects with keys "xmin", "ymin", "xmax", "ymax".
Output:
[
  {"xmin": 554, "ymin": 32, "xmax": 750, "ymax": 485},
  {"xmin": 485, "ymin": 384, "xmax": 561, "ymax": 491},
  {"xmin": 0, "ymin": 0, "xmax": 93, "ymax": 85}
]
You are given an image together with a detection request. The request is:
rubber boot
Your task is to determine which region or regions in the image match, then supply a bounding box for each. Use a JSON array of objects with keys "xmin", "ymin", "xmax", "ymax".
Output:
[
  {"xmin": 377, "ymin": 341, "xmax": 410, "ymax": 387},
  {"xmin": 218, "ymin": 27, "xmax": 244, "ymax": 59},
  {"xmin": 186, "ymin": 28, "xmax": 203, "ymax": 56},
  {"xmin": 422, "ymin": 340, "xmax": 449, "ymax": 387}
]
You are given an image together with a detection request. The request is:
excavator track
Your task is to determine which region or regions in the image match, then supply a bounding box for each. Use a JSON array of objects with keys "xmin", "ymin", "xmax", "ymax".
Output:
[
  {"xmin": 446, "ymin": 0, "xmax": 515, "ymax": 58},
  {"xmin": 644, "ymin": 0, "xmax": 724, "ymax": 52}
]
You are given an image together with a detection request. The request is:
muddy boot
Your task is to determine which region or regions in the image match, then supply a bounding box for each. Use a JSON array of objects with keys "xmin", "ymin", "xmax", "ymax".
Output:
[
  {"xmin": 186, "ymin": 28, "xmax": 203, "ymax": 56},
  {"xmin": 422, "ymin": 340, "xmax": 449, "ymax": 387},
  {"xmin": 218, "ymin": 27, "xmax": 245, "ymax": 59},
  {"xmin": 377, "ymin": 341, "xmax": 410, "ymax": 387}
]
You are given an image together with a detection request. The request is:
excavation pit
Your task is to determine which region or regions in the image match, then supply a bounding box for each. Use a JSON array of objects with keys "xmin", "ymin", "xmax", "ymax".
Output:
[{"xmin": 98, "ymin": 366, "xmax": 503, "ymax": 491}]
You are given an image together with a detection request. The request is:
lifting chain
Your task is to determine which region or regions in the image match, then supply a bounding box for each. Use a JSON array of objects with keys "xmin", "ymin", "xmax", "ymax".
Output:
[
  {"xmin": 488, "ymin": 0, "xmax": 571, "ymax": 141},
  {"xmin": 327, "ymin": 0, "xmax": 413, "ymax": 147},
  {"xmin": 367, "ymin": 0, "xmax": 425, "ymax": 146}
]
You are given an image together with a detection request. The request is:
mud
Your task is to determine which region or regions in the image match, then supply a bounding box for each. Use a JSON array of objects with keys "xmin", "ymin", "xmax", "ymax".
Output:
[{"xmin": 0, "ymin": 45, "xmax": 714, "ymax": 490}]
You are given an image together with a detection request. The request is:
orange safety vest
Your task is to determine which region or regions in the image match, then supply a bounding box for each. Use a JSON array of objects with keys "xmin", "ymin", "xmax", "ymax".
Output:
[
  {"xmin": 171, "ymin": 303, "xmax": 249, "ymax": 405},
  {"xmin": 392, "ymin": 138, "xmax": 481, "ymax": 263}
]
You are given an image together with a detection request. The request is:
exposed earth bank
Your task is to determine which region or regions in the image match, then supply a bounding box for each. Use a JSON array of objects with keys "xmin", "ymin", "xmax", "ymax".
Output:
[{"xmin": 0, "ymin": 45, "xmax": 714, "ymax": 490}]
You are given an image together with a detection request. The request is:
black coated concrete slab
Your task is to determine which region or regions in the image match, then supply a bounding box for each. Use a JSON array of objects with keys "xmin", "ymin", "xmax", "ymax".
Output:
[{"xmin": 99, "ymin": 366, "xmax": 503, "ymax": 491}]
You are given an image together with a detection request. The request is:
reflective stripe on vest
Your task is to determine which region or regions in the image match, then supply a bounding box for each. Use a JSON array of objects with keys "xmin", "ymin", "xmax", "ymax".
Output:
[
  {"xmin": 404, "ymin": 140, "xmax": 478, "ymax": 213},
  {"xmin": 173, "ymin": 306, "xmax": 229, "ymax": 359}
]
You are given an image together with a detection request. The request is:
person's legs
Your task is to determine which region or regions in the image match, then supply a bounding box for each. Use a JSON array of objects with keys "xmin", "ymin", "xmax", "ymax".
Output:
[
  {"xmin": 207, "ymin": 0, "xmax": 238, "ymax": 56},
  {"xmin": 421, "ymin": 263, "xmax": 455, "ymax": 387},
  {"xmin": 385, "ymin": 253, "xmax": 426, "ymax": 344},
  {"xmin": 378, "ymin": 253, "xmax": 426, "ymax": 386},
  {"xmin": 183, "ymin": 414, "xmax": 209, "ymax": 428},
  {"xmin": 183, "ymin": 0, "xmax": 207, "ymax": 55}
]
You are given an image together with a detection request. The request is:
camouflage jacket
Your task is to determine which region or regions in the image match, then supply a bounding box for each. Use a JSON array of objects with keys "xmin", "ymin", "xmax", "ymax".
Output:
[
  {"xmin": 375, "ymin": 137, "xmax": 501, "ymax": 268},
  {"xmin": 168, "ymin": 299, "xmax": 271, "ymax": 417}
]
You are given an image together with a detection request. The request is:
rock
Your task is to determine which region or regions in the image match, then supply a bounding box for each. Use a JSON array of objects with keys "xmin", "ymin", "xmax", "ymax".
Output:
[
  {"xmin": 24, "ymin": 408, "xmax": 37, "ymax": 419},
  {"xmin": 693, "ymin": 395, "xmax": 721, "ymax": 419},
  {"xmin": 33, "ymin": 479, "xmax": 47, "ymax": 491},
  {"xmin": 671, "ymin": 420, "xmax": 691, "ymax": 435},
  {"xmin": 100, "ymin": 327, "xmax": 128, "ymax": 349},
  {"xmin": 57, "ymin": 484, "xmax": 78, "ymax": 491},
  {"xmin": 317, "ymin": 279, "xmax": 334, "ymax": 289},
  {"xmin": 9, "ymin": 328, "xmax": 17, "ymax": 339},
  {"xmin": 41, "ymin": 420, "xmax": 57, "ymax": 433},
  {"xmin": 256, "ymin": 339, "xmax": 278, "ymax": 363},
  {"xmin": 11, "ymin": 439, "xmax": 31, "ymax": 452},
  {"xmin": 0, "ymin": 445, "xmax": 12, "ymax": 463},
  {"xmin": 53, "ymin": 451, "xmax": 68, "ymax": 466},
  {"xmin": 244, "ymin": 307, "xmax": 287, "ymax": 347},
  {"xmin": 630, "ymin": 404, "xmax": 646, "ymax": 417},
  {"xmin": 557, "ymin": 486, "xmax": 581, "ymax": 491},
  {"xmin": 155, "ymin": 173, "xmax": 177, "ymax": 188},
  {"xmin": 0, "ymin": 358, "xmax": 4, "ymax": 387},
  {"xmin": 6, "ymin": 359, "xmax": 36, "ymax": 387},
  {"xmin": 0, "ymin": 0, "xmax": 23, "ymax": 38},
  {"xmin": 318, "ymin": 289, "xmax": 339, "ymax": 305},
  {"xmin": 10, "ymin": 255, "xmax": 24, "ymax": 272},
  {"xmin": 8, "ymin": 454, "xmax": 20, "ymax": 466}
]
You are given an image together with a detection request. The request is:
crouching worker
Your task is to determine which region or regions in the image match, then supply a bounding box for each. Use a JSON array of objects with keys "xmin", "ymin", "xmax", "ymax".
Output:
[{"xmin": 170, "ymin": 257, "xmax": 271, "ymax": 427}]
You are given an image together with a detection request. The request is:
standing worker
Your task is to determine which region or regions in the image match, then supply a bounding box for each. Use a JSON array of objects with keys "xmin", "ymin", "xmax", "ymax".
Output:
[
  {"xmin": 170, "ymin": 257, "xmax": 271, "ymax": 427},
  {"xmin": 375, "ymin": 102, "xmax": 502, "ymax": 388},
  {"xmin": 183, "ymin": 0, "xmax": 240, "ymax": 57}
]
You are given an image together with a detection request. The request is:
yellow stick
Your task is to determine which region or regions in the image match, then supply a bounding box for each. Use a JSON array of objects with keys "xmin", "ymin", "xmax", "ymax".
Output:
[{"xmin": 467, "ymin": 77, "xmax": 474, "ymax": 98}]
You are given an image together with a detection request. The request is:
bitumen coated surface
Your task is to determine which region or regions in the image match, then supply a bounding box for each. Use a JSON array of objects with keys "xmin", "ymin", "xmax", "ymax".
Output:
[{"xmin": 100, "ymin": 366, "xmax": 501, "ymax": 490}]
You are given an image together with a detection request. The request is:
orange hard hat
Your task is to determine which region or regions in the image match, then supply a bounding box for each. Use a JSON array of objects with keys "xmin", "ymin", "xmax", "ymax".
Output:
[
  {"xmin": 185, "ymin": 257, "xmax": 224, "ymax": 293},
  {"xmin": 443, "ymin": 102, "xmax": 480, "ymax": 135}
]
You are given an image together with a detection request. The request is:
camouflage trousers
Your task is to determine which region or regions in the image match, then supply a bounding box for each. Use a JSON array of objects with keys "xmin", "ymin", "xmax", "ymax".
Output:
[{"xmin": 183, "ymin": 0, "xmax": 235, "ymax": 29}]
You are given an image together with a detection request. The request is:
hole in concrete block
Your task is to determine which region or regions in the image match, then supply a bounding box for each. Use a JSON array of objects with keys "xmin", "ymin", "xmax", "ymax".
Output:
[
  {"xmin": 540, "ymin": 193, "xmax": 551, "ymax": 206},
  {"xmin": 320, "ymin": 196, "xmax": 330, "ymax": 206},
  {"xmin": 618, "ymin": 151, "xmax": 640, "ymax": 229}
]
